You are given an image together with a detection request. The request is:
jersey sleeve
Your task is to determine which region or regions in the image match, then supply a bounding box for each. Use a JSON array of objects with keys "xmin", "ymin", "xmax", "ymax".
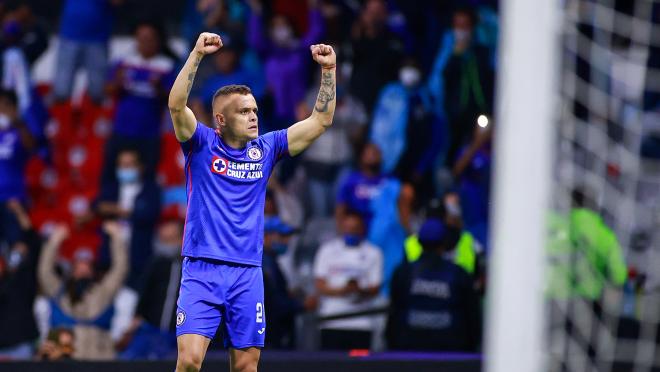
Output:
[
  {"xmin": 262, "ymin": 129, "xmax": 289, "ymax": 161},
  {"xmin": 179, "ymin": 122, "xmax": 212, "ymax": 154}
]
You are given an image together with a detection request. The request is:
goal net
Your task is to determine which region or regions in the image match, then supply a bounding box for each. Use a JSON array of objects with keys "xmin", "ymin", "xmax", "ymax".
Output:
[
  {"xmin": 487, "ymin": 1, "xmax": 660, "ymax": 372},
  {"xmin": 547, "ymin": 1, "xmax": 659, "ymax": 372}
]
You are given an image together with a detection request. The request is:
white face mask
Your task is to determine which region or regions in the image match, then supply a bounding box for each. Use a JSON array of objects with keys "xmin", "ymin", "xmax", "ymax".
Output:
[
  {"xmin": 0, "ymin": 114, "xmax": 10, "ymax": 130},
  {"xmin": 454, "ymin": 29, "xmax": 471, "ymax": 43},
  {"xmin": 272, "ymin": 26, "xmax": 293, "ymax": 46},
  {"xmin": 399, "ymin": 67, "xmax": 421, "ymax": 88}
]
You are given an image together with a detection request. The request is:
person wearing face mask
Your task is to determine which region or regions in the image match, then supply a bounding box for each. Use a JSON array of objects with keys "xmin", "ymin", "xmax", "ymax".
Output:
[
  {"xmin": 426, "ymin": 7, "xmax": 494, "ymax": 167},
  {"xmin": 370, "ymin": 56, "xmax": 443, "ymax": 200},
  {"xmin": 335, "ymin": 143, "xmax": 387, "ymax": 229},
  {"xmin": 96, "ymin": 148, "xmax": 161, "ymax": 291},
  {"xmin": 116, "ymin": 218, "xmax": 184, "ymax": 359},
  {"xmin": 37, "ymin": 222, "xmax": 128, "ymax": 360},
  {"xmin": 261, "ymin": 216, "xmax": 315, "ymax": 349},
  {"xmin": 349, "ymin": 0, "xmax": 405, "ymax": 112},
  {"xmin": 247, "ymin": 0, "xmax": 324, "ymax": 131},
  {"xmin": 0, "ymin": 89, "xmax": 35, "ymax": 248},
  {"xmin": 313, "ymin": 211, "xmax": 383, "ymax": 350},
  {"xmin": 101, "ymin": 20, "xmax": 176, "ymax": 184},
  {"xmin": 0, "ymin": 200, "xmax": 42, "ymax": 359}
]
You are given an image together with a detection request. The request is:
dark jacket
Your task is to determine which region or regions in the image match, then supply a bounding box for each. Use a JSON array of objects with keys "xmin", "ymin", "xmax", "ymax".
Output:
[
  {"xmin": 136, "ymin": 255, "xmax": 181, "ymax": 331},
  {"xmin": 262, "ymin": 252, "xmax": 303, "ymax": 349},
  {"xmin": 386, "ymin": 252, "xmax": 481, "ymax": 351},
  {"xmin": 0, "ymin": 229, "xmax": 41, "ymax": 347},
  {"xmin": 97, "ymin": 180, "xmax": 161, "ymax": 289}
]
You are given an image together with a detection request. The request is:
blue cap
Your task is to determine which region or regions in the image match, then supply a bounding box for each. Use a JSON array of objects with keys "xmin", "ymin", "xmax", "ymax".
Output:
[
  {"xmin": 418, "ymin": 218, "xmax": 445, "ymax": 243},
  {"xmin": 264, "ymin": 216, "xmax": 294, "ymax": 235}
]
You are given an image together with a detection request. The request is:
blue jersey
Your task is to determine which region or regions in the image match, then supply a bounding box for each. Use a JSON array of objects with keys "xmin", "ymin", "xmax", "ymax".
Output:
[{"xmin": 180, "ymin": 122, "xmax": 288, "ymax": 266}]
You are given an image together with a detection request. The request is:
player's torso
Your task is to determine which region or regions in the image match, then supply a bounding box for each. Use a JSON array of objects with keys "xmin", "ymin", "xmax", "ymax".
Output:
[{"xmin": 182, "ymin": 133, "xmax": 273, "ymax": 264}]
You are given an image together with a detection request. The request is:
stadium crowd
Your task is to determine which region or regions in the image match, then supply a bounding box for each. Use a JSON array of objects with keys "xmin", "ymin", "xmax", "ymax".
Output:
[{"xmin": 0, "ymin": 0, "xmax": 498, "ymax": 360}]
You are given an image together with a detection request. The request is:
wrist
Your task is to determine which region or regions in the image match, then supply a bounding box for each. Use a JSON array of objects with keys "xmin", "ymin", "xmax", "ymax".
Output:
[
  {"xmin": 191, "ymin": 50, "xmax": 204, "ymax": 58},
  {"xmin": 321, "ymin": 64, "xmax": 336, "ymax": 70}
]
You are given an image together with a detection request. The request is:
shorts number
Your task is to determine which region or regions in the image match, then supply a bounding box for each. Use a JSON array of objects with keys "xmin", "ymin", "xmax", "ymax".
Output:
[{"xmin": 256, "ymin": 302, "xmax": 263, "ymax": 323}]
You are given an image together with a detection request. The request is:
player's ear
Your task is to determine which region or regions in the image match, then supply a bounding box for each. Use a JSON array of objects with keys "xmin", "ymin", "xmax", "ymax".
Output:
[{"xmin": 215, "ymin": 113, "xmax": 224, "ymax": 136}]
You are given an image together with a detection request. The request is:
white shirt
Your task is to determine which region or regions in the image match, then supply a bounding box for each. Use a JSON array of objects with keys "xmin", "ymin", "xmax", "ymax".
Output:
[{"xmin": 313, "ymin": 237, "xmax": 384, "ymax": 330}]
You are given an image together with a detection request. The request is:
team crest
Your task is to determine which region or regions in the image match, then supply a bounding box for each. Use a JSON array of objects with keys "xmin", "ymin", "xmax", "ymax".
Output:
[
  {"xmin": 176, "ymin": 310, "xmax": 186, "ymax": 326},
  {"xmin": 247, "ymin": 146, "xmax": 263, "ymax": 161}
]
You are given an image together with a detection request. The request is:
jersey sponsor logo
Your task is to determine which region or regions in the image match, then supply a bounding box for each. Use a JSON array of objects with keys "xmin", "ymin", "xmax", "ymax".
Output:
[
  {"xmin": 258, "ymin": 327, "xmax": 266, "ymax": 335},
  {"xmin": 211, "ymin": 156, "xmax": 228, "ymax": 175},
  {"xmin": 176, "ymin": 310, "xmax": 186, "ymax": 326},
  {"xmin": 211, "ymin": 156, "xmax": 264, "ymax": 179},
  {"xmin": 247, "ymin": 146, "xmax": 263, "ymax": 160}
]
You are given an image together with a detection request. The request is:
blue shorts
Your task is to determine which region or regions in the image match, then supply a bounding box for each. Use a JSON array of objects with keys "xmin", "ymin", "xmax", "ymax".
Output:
[{"xmin": 176, "ymin": 257, "xmax": 266, "ymax": 349}]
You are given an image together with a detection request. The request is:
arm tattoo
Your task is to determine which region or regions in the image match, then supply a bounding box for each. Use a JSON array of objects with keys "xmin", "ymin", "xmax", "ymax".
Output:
[
  {"xmin": 314, "ymin": 71, "xmax": 336, "ymax": 113},
  {"xmin": 185, "ymin": 54, "xmax": 202, "ymax": 96}
]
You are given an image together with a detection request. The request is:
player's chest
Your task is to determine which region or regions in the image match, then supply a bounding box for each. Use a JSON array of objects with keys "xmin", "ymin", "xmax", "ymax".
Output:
[{"xmin": 193, "ymin": 145, "xmax": 270, "ymax": 184}]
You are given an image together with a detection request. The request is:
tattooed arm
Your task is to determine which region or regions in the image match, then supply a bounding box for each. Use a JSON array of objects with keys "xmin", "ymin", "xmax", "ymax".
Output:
[
  {"xmin": 168, "ymin": 32, "xmax": 222, "ymax": 142},
  {"xmin": 287, "ymin": 44, "xmax": 337, "ymax": 156}
]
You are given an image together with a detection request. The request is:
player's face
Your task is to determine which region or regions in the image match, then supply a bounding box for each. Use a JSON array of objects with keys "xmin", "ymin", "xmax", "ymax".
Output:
[{"xmin": 224, "ymin": 94, "xmax": 259, "ymax": 141}]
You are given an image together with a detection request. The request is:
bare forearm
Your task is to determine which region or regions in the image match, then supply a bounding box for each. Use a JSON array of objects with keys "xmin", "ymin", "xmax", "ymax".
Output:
[
  {"xmin": 168, "ymin": 51, "xmax": 203, "ymax": 110},
  {"xmin": 310, "ymin": 66, "xmax": 336, "ymax": 126},
  {"xmin": 315, "ymin": 279, "xmax": 348, "ymax": 297},
  {"xmin": 98, "ymin": 234, "xmax": 128, "ymax": 298},
  {"xmin": 287, "ymin": 66, "xmax": 337, "ymax": 156},
  {"xmin": 38, "ymin": 238, "xmax": 62, "ymax": 296}
]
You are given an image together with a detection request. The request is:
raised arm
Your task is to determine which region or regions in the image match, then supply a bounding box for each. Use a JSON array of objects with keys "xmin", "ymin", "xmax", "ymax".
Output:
[
  {"xmin": 168, "ymin": 32, "xmax": 223, "ymax": 142},
  {"xmin": 287, "ymin": 44, "xmax": 337, "ymax": 156},
  {"xmin": 38, "ymin": 225, "xmax": 69, "ymax": 297}
]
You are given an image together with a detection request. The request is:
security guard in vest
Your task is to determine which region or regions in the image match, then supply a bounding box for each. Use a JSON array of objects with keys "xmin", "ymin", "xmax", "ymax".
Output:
[
  {"xmin": 386, "ymin": 218, "xmax": 481, "ymax": 351},
  {"xmin": 405, "ymin": 193, "xmax": 483, "ymax": 277}
]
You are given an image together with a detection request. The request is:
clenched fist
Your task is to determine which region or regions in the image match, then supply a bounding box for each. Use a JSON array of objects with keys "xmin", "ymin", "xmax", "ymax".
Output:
[
  {"xmin": 194, "ymin": 32, "xmax": 223, "ymax": 55},
  {"xmin": 310, "ymin": 44, "xmax": 336, "ymax": 68}
]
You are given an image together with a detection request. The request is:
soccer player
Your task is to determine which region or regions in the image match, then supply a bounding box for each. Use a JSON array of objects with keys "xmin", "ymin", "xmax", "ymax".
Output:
[{"xmin": 168, "ymin": 32, "xmax": 336, "ymax": 372}]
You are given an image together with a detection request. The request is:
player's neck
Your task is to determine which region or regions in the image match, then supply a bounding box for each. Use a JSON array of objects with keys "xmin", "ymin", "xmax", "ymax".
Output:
[{"xmin": 220, "ymin": 133, "xmax": 248, "ymax": 150}]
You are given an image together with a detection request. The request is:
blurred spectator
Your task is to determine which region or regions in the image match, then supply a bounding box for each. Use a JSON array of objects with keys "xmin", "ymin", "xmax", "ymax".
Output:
[
  {"xmin": 116, "ymin": 218, "xmax": 183, "ymax": 360},
  {"xmin": 36, "ymin": 328, "xmax": 75, "ymax": 361},
  {"xmin": 335, "ymin": 143, "xmax": 385, "ymax": 228},
  {"xmin": 0, "ymin": 89, "xmax": 34, "ymax": 246},
  {"xmin": 349, "ymin": 0, "xmax": 404, "ymax": 111},
  {"xmin": 314, "ymin": 211, "xmax": 383, "ymax": 350},
  {"xmin": 190, "ymin": 41, "xmax": 261, "ymax": 125},
  {"xmin": 387, "ymin": 60, "xmax": 446, "ymax": 203},
  {"xmin": 0, "ymin": 200, "xmax": 41, "ymax": 360},
  {"xmin": 405, "ymin": 194, "xmax": 484, "ymax": 277},
  {"xmin": 0, "ymin": 13, "xmax": 49, "ymax": 157},
  {"xmin": 101, "ymin": 20, "xmax": 175, "ymax": 183},
  {"xmin": 266, "ymin": 175, "xmax": 304, "ymax": 229},
  {"xmin": 53, "ymin": 0, "xmax": 124, "ymax": 104},
  {"xmin": 263, "ymin": 216, "xmax": 315, "ymax": 349},
  {"xmin": 247, "ymin": 0, "xmax": 324, "ymax": 131},
  {"xmin": 451, "ymin": 125, "xmax": 492, "ymax": 245},
  {"xmin": 181, "ymin": 0, "xmax": 248, "ymax": 50},
  {"xmin": 427, "ymin": 7, "xmax": 494, "ymax": 166},
  {"xmin": 1, "ymin": 16, "xmax": 33, "ymax": 115},
  {"xmin": 96, "ymin": 148, "xmax": 161, "ymax": 290},
  {"xmin": 9, "ymin": 4, "xmax": 49, "ymax": 66},
  {"xmin": 370, "ymin": 57, "xmax": 442, "ymax": 185},
  {"xmin": 546, "ymin": 188, "xmax": 627, "ymax": 300},
  {"xmin": 298, "ymin": 67, "xmax": 368, "ymax": 217},
  {"xmin": 366, "ymin": 178, "xmax": 414, "ymax": 295},
  {"xmin": 37, "ymin": 222, "xmax": 128, "ymax": 360},
  {"xmin": 386, "ymin": 218, "xmax": 481, "ymax": 351}
]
